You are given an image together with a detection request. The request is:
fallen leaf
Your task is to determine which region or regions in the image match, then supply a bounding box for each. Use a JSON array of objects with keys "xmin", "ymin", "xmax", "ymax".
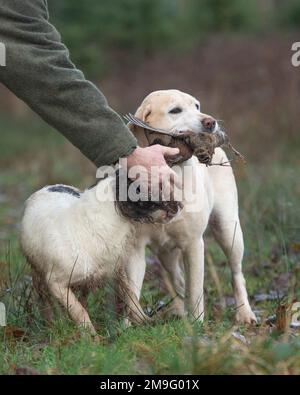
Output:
[
  {"xmin": 15, "ymin": 366, "xmax": 39, "ymax": 375},
  {"xmin": 4, "ymin": 325, "xmax": 27, "ymax": 341},
  {"xmin": 289, "ymin": 242, "xmax": 300, "ymax": 254}
]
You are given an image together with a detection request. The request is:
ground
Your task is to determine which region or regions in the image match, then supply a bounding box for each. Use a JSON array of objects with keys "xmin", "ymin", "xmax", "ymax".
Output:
[{"xmin": 0, "ymin": 109, "xmax": 299, "ymax": 375}]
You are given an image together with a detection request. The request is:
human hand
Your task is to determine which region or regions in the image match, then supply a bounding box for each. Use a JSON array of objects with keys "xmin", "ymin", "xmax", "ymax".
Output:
[{"xmin": 121, "ymin": 145, "xmax": 182, "ymax": 198}]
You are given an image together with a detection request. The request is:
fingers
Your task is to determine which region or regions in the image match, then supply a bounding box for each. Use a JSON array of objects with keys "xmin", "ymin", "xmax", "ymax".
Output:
[
  {"xmin": 159, "ymin": 146, "xmax": 180, "ymax": 157},
  {"xmin": 143, "ymin": 145, "xmax": 182, "ymax": 191},
  {"xmin": 123, "ymin": 145, "xmax": 183, "ymax": 198}
]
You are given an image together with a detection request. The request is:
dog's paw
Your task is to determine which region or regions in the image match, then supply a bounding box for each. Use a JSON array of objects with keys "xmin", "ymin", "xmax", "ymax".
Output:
[
  {"xmin": 156, "ymin": 299, "xmax": 186, "ymax": 321},
  {"xmin": 235, "ymin": 306, "xmax": 257, "ymax": 325}
]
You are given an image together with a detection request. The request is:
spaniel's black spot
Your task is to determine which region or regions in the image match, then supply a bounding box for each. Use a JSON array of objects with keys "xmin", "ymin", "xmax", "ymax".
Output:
[{"xmin": 48, "ymin": 185, "xmax": 81, "ymax": 198}]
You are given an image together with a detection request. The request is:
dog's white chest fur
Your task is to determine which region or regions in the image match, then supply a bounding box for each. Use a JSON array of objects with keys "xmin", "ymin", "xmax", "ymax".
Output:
[{"xmin": 139, "ymin": 158, "xmax": 214, "ymax": 250}]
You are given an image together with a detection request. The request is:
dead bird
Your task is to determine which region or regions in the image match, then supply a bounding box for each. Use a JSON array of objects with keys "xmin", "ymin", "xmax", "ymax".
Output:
[{"xmin": 125, "ymin": 113, "xmax": 244, "ymax": 166}]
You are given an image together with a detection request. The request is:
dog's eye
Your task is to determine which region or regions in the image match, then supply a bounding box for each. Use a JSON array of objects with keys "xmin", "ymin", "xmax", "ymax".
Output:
[
  {"xmin": 169, "ymin": 107, "xmax": 182, "ymax": 114},
  {"xmin": 195, "ymin": 103, "xmax": 200, "ymax": 110}
]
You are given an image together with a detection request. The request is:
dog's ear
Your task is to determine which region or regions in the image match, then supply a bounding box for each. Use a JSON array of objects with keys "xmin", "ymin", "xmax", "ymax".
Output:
[{"xmin": 127, "ymin": 104, "xmax": 152, "ymax": 147}]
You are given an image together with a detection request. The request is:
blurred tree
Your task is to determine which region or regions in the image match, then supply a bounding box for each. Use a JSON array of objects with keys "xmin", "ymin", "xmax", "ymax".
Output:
[
  {"xmin": 48, "ymin": 0, "xmax": 298, "ymax": 78},
  {"xmin": 49, "ymin": 0, "xmax": 185, "ymax": 76},
  {"xmin": 277, "ymin": 0, "xmax": 300, "ymax": 29}
]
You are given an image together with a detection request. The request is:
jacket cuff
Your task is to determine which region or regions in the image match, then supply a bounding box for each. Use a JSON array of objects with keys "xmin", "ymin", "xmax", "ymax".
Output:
[{"xmin": 94, "ymin": 139, "xmax": 137, "ymax": 168}]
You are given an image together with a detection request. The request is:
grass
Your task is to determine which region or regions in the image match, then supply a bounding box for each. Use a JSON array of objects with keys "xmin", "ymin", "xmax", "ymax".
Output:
[{"xmin": 0, "ymin": 116, "xmax": 300, "ymax": 375}]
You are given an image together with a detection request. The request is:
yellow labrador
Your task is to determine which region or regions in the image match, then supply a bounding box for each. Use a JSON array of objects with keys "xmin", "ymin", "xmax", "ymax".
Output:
[{"xmin": 126, "ymin": 89, "xmax": 256, "ymax": 324}]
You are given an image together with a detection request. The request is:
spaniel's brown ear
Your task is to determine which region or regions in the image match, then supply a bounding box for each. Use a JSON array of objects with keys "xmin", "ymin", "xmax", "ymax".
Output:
[{"xmin": 127, "ymin": 104, "xmax": 151, "ymax": 147}]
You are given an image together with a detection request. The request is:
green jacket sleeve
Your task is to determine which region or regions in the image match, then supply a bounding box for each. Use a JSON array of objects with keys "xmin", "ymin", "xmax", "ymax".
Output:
[{"xmin": 0, "ymin": 0, "xmax": 137, "ymax": 167}]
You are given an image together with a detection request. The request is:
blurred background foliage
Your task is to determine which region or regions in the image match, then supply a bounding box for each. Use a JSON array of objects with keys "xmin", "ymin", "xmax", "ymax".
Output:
[
  {"xmin": 0, "ymin": 0, "xmax": 299, "ymax": 171},
  {"xmin": 49, "ymin": 0, "xmax": 300, "ymax": 77},
  {"xmin": 0, "ymin": 0, "xmax": 299, "ymax": 181}
]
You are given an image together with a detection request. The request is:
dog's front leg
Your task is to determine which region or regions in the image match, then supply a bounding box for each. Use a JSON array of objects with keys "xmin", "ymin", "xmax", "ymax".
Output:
[
  {"xmin": 119, "ymin": 257, "xmax": 150, "ymax": 326},
  {"xmin": 183, "ymin": 238, "xmax": 205, "ymax": 321},
  {"xmin": 125, "ymin": 244, "xmax": 147, "ymax": 302}
]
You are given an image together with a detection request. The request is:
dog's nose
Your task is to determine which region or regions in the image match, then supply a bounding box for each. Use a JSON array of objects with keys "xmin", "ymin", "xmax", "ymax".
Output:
[{"xmin": 201, "ymin": 117, "xmax": 216, "ymax": 132}]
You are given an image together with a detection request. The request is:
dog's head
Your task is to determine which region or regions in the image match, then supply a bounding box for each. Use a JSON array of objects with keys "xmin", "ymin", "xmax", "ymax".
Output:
[
  {"xmin": 117, "ymin": 90, "xmax": 224, "ymax": 223},
  {"xmin": 128, "ymin": 89, "xmax": 221, "ymax": 148},
  {"xmin": 114, "ymin": 171, "xmax": 182, "ymax": 224},
  {"xmin": 94, "ymin": 174, "xmax": 182, "ymax": 224}
]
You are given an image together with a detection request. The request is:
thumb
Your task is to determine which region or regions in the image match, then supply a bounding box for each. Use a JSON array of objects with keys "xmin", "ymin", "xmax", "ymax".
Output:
[{"xmin": 160, "ymin": 146, "xmax": 180, "ymax": 157}]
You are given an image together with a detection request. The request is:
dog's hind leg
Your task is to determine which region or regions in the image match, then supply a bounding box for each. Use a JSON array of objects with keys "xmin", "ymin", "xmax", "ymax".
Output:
[
  {"xmin": 47, "ymin": 281, "xmax": 97, "ymax": 335},
  {"xmin": 210, "ymin": 213, "xmax": 256, "ymax": 324},
  {"xmin": 157, "ymin": 247, "xmax": 185, "ymax": 318}
]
